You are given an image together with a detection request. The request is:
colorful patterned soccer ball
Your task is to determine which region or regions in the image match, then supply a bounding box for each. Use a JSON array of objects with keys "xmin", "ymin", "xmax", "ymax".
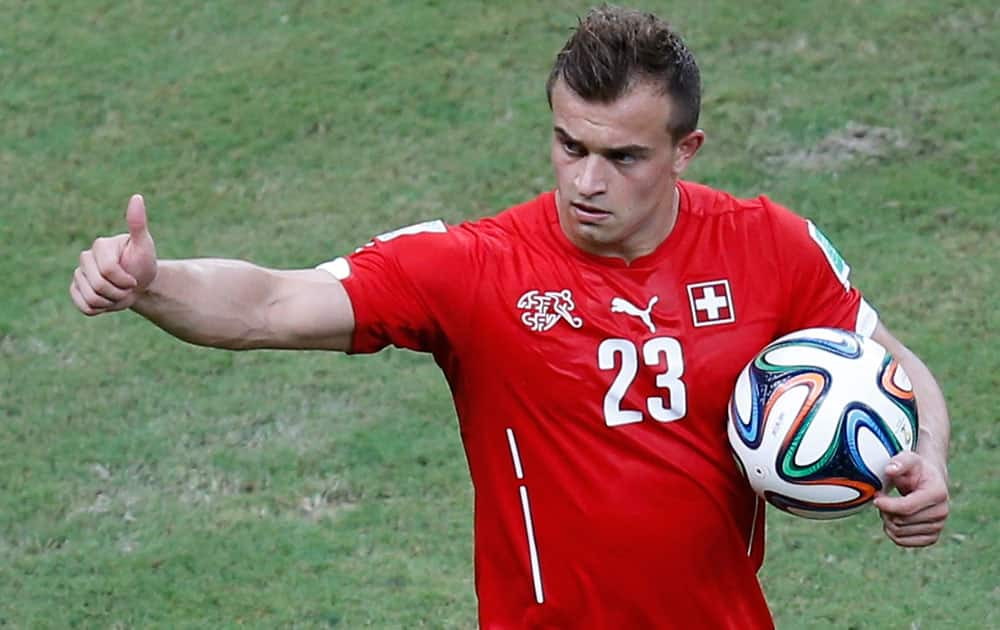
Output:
[{"xmin": 727, "ymin": 327, "xmax": 918, "ymax": 519}]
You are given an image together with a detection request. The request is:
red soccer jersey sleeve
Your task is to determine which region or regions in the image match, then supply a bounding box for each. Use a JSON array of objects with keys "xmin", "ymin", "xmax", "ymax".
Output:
[
  {"xmin": 336, "ymin": 220, "xmax": 477, "ymax": 357},
  {"xmin": 762, "ymin": 195, "xmax": 877, "ymax": 336}
]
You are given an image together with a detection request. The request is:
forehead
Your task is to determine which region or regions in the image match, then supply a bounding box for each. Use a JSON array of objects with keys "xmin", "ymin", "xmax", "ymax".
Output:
[{"xmin": 550, "ymin": 78, "xmax": 674, "ymax": 148}]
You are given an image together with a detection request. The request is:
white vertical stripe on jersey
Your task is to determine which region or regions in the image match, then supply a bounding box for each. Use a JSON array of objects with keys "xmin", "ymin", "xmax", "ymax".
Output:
[
  {"xmin": 519, "ymin": 485, "xmax": 545, "ymax": 604},
  {"xmin": 508, "ymin": 428, "xmax": 543, "ymax": 603},
  {"xmin": 747, "ymin": 497, "xmax": 762, "ymax": 557},
  {"xmin": 506, "ymin": 427, "xmax": 525, "ymax": 480}
]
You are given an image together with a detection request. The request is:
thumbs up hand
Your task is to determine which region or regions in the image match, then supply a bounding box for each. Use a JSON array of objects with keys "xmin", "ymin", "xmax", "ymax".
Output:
[{"xmin": 70, "ymin": 194, "xmax": 159, "ymax": 315}]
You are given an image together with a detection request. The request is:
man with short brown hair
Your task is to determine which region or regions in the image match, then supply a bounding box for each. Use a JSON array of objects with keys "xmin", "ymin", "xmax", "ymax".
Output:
[{"xmin": 71, "ymin": 6, "xmax": 950, "ymax": 628}]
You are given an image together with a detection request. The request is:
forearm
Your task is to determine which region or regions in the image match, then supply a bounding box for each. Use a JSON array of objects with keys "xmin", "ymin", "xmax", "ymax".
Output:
[
  {"xmin": 897, "ymin": 345, "xmax": 951, "ymax": 479},
  {"xmin": 871, "ymin": 323, "xmax": 950, "ymax": 478},
  {"xmin": 131, "ymin": 258, "xmax": 282, "ymax": 350}
]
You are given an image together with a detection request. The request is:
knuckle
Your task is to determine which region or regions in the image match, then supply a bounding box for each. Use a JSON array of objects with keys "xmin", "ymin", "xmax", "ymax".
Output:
[
  {"xmin": 80, "ymin": 284, "xmax": 101, "ymax": 304},
  {"xmin": 93, "ymin": 238, "xmax": 116, "ymax": 260},
  {"xmin": 95, "ymin": 256, "xmax": 114, "ymax": 275},
  {"xmin": 90, "ymin": 276, "xmax": 111, "ymax": 295},
  {"xmin": 94, "ymin": 235, "xmax": 117, "ymax": 250}
]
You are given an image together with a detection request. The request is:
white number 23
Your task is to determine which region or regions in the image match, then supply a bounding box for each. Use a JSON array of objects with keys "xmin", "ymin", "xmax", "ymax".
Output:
[{"xmin": 598, "ymin": 337, "xmax": 687, "ymax": 427}]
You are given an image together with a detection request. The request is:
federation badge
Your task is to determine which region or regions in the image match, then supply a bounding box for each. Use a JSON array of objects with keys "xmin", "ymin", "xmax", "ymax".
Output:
[
  {"xmin": 687, "ymin": 280, "xmax": 736, "ymax": 327},
  {"xmin": 517, "ymin": 289, "xmax": 584, "ymax": 332}
]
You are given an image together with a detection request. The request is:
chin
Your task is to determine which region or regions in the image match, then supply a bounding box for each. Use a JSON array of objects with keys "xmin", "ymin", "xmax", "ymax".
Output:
[{"xmin": 575, "ymin": 224, "xmax": 618, "ymax": 246}]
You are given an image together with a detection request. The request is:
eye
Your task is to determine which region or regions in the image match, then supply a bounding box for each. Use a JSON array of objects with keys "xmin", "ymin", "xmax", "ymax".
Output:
[
  {"xmin": 607, "ymin": 151, "xmax": 637, "ymax": 165},
  {"xmin": 562, "ymin": 140, "xmax": 585, "ymax": 157}
]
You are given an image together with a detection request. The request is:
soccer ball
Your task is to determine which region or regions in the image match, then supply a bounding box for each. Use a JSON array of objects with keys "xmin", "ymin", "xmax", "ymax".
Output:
[{"xmin": 727, "ymin": 327, "xmax": 918, "ymax": 519}]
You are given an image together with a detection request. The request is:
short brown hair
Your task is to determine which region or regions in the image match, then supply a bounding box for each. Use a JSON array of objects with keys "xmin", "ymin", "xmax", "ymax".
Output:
[{"xmin": 546, "ymin": 5, "xmax": 701, "ymax": 142}]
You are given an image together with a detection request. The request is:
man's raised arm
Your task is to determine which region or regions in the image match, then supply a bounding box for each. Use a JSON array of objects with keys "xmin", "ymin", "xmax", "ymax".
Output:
[{"xmin": 70, "ymin": 195, "xmax": 355, "ymax": 352}]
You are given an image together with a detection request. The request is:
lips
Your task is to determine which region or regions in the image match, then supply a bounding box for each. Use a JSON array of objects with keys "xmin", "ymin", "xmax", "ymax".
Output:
[{"xmin": 571, "ymin": 202, "xmax": 612, "ymax": 222}]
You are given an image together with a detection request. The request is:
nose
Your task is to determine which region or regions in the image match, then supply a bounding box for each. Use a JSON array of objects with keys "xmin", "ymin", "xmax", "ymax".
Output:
[{"xmin": 575, "ymin": 155, "xmax": 607, "ymax": 198}]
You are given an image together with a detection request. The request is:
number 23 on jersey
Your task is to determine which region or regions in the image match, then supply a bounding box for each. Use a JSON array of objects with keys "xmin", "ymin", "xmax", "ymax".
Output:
[{"xmin": 598, "ymin": 337, "xmax": 687, "ymax": 427}]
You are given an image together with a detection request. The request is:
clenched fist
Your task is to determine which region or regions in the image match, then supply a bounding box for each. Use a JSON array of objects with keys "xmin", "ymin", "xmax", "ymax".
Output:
[{"xmin": 70, "ymin": 194, "xmax": 158, "ymax": 315}]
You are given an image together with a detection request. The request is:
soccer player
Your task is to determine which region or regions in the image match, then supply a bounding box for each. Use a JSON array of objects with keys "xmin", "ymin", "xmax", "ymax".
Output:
[{"xmin": 70, "ymin": 6, "xmax": 950, "ymax": 628}]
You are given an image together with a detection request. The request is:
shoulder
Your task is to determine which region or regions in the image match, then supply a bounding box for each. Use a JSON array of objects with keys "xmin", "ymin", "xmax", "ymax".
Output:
[
  {"xmin": 341, "ymin": 191, "xmax": 553, "ymax": 272},
  {"xmin": 680, "ymin": 180, "xmax": 795, "ymax": 223},
  {"xmin": 457, "ymin": 190, "xmax": 555, "ymax": 239},
  {"xmin": 678, "ymin": 181, "xmax": 821, "ymax": 249},
  {"xmin": 406, "ymin": 190, "xmax": 556, "ymax": 261}
]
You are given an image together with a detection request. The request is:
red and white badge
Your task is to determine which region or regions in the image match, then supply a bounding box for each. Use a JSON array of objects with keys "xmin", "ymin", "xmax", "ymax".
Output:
[{"xmin": 687, "ymin": 280, "xmax": 736, "ymax": 327}]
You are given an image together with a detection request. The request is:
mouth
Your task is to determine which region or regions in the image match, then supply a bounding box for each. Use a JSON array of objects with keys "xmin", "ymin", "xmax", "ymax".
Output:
[{"xmin": 571, "ymin": 202, "xmax": 612, "ymax": 223}]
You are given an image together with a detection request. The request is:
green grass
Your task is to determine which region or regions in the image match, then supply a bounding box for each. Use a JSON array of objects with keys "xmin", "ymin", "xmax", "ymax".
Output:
[{"xmin": 2, "ymin": 1, "xmax": 998, "ymax": 627}]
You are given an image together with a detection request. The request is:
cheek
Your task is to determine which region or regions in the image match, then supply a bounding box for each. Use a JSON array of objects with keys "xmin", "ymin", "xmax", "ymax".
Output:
[
  {"xmin": 630, "ymin": 165, "xmax": 673, "ymax": 197},
  {"xmin": 551, "ymin": 154, "xmax": 575, "ymax": 186}
]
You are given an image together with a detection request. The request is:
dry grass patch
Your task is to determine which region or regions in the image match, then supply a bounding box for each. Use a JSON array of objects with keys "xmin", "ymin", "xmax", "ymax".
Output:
[{"xmin": 769, "ymin": 121, "xmax": 909, "ymax": 171}]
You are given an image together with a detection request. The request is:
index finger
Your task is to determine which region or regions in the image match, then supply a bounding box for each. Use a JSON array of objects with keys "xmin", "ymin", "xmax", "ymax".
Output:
[{"xmin": 875, "ymin": 488, "xmax": 940, "ymax": 517}]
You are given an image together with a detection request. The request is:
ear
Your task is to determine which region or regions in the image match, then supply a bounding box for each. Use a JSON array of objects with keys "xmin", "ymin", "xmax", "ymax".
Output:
[{"xmin": 672, "ymin": 129, "xmax": 705, "ymax": 176}]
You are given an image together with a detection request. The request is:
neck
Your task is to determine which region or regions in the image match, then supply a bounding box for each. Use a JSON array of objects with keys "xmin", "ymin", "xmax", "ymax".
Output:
[{"xmin": 629, "ymin": 185, "xmax": 681, "ymax": 261}]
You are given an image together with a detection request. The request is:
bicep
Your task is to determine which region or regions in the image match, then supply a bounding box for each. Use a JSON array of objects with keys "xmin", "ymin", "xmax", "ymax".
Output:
[{"xmin": 261, "ymin": 268, "xmax": 355, "ymax": 351}]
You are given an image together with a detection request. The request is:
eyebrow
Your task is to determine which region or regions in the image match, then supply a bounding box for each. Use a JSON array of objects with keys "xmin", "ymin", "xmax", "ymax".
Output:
[{"xmin": 553, "ymin": 126, "xmax": 652, "ymax": 158}]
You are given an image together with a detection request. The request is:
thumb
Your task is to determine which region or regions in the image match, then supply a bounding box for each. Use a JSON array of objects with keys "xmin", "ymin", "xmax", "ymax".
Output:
[
  {"xmin": 119, "ymin": 193, "xmax": 158, "ymax": 289},
  {"xmin": 883, "ymin": 450, "xmax": 922, "ymax": 493},
  {"xmin": 125, "ymin": 194, "xmax": 149, "ymax": 241}
]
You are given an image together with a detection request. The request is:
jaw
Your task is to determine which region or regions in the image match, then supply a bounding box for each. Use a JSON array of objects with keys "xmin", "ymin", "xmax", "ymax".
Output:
[
  {"xmin": 555, "ymin": 188, "xmax": 679, "ymax": 262},
  {"xmin": 559, "ymin": 206, "xmax": 641, "ymax": 260}
]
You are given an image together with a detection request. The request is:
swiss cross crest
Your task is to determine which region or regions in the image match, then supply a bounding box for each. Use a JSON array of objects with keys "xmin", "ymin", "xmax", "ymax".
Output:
[
  {"xmin": 687, "ymin": 280, "xmax": 736, "ymax": 327},
  {"xmin": 517, "ymin": 289, "xmax": 584, "ymax": 332}
]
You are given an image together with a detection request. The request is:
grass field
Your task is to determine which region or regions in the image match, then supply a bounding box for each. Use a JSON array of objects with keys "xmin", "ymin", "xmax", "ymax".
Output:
[{"xmin": 2, "ymin": 1, "xmax": 998, "ymax": 627}]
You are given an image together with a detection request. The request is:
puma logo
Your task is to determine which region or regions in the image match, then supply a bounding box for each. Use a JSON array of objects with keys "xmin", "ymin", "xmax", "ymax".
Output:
[{"xmin": 611, "ymin": 296, "xmax": 659, "ymax": 333}]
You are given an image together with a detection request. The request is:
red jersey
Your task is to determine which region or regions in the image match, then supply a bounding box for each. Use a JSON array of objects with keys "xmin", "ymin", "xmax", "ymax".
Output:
[{"xmin": 329, "ymin": 181, "xmax": 876, "ymax": 629}]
